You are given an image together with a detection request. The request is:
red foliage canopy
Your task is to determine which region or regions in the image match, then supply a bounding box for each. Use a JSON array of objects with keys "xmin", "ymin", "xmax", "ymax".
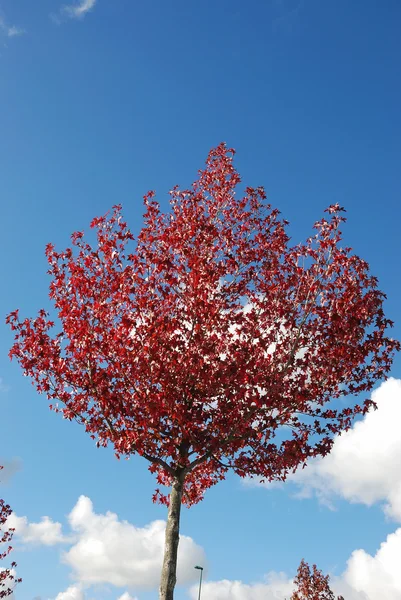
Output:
[
  {"xmin": 0, "ymin": 468, "xmax": 21, "ymax": 598},
  {"xmin": 291, "ymin": 559, "xmax": 344, "ymax": 600},
  {"xmin": 7, "ymin": 144, "xmax": 399, "ymax": 505}
]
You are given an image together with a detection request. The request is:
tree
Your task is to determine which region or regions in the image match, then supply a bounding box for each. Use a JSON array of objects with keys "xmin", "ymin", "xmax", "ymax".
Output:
[
  {"xmin": 7, "ymin": 144, "xmax": 399, "ymax": 599},
  {"xmin": 0, "ymin": 468, "xmax": 21, "ymax": 598},
  {"xmin": 291, "ymin": 559, "xmax": 344, "ymax": 600}
]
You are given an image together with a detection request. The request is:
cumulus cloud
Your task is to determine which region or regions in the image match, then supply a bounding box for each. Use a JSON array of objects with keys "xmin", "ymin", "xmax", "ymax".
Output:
[
  {"xmin": 6, "ymin": 512, "xmax": 66, "ymax": 546},
  {"xmin": 63, "ymin": 495, "xmax": 205, "ymax": 588},
  {"xmin": 7, "ymin": 494, "xmax": 203, "ymax": 592},
  {"xmin": 116, "ymin": 594, "xmax": 138, "ymax": 600},
  {"xmin": 53, "ymin": 588, "xmax": 137, "ymax": 600},
  {"xmin": 54, "ymin": 585, "xmax": 84, "ymax": 600},
  {"xmin": 249, "ymin": 379, "xmax": 401, "ymax": 520},
  {"xmin": 343, "ymin": 527, "xmax": 401, "ymax": 600},
  {"xmin": 288, "ymin": 378, "xmax": 401, "ymax": 520},
  {"xmin": 8, "ymin": 490, "xmax": 401, "ymax": 600},
  {"xmin": 62, "ymin": 0, "xmax": 97, "ymax": 19},
  {"xmin": 189, "ymin": 571, "xmax": 294, "ymax": 600}
]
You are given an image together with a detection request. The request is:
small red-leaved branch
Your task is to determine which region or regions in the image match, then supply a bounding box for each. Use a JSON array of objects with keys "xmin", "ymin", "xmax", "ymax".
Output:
[
  {"xmin": 0, "ymin": 467, "xmax": 21, "ymax": 598},
  {"xmin": 7, "ymin": 144, "xmax": 399, "ymax": 506},
  {"xmin": 291, "ymin": 559, "xmax": 344, "ymax": 600}
]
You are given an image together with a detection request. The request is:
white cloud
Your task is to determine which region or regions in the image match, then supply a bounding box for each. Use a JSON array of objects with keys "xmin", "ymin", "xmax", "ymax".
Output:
[
  {"xmin": 249, "ymin": 379, "xmax": 401, "ymax": 520},
  {"xmin": 343, "ymin": 527, "xmax": 401, "ymax": 600},
  {"xmin": 6, "ymin": 494, "xmax": 203, "ymax": 592},
  {"xmin": 54, "ymin": 590, "xmax": 138, "ymax": 600},
  {"xmin": 116, "ymin": 594, "xmax": 138, "ymax": 600},
  {"xmin": 62, "ymin": 0, "xmax": 97, "ymax": 19},
  {"xmin": 54, "ymin": 585, "xmax": 84, "ymax": 600},
  {"xmin": 189, "ymin": 571, "xmax": 294, "ymax": 600},
  {"xmin": 6, "ymin": 512, "xmax": 66, "ymax": 546},
  {"xmin": 63, "ymin": 495, "xmax": 205, "ymax": 588},
  {"xmin": 288, "ymin": 378, "xmax": 401, "ymax": 520}
]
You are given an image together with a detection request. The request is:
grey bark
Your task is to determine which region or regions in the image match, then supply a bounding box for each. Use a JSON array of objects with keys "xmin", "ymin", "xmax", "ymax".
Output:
[{"xmin": 159, "ymin": 474, "xmax": 184, "ymax": 600}]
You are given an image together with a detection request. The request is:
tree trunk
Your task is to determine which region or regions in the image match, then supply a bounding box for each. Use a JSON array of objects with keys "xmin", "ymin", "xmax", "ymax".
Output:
[{"xmin": 159, "ymin": 474, "xmax": 184, "ymax": 600}]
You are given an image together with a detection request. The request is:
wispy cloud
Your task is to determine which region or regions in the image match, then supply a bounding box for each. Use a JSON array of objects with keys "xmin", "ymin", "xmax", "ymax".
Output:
[
  {"xmin": 0, "ymin": 458, "xmax": 22, "ymax": 484},
  {"xmin": 0, "ymin": 377, "xmax": 10, "ymax": 393},
  {"xmin": 272, "ymin": 0, "xmax": 304, "ymax": 33},
  {"xmin": 62, "ymin": 0, "xmax": 97, "ymax": 20},
  {"xmin": 0, "ymin": 16, "xmax": 25, "ymax": 38},
  {"xmin": 6, "ymin": 25, "xmax": 25, "ymax": 37}
]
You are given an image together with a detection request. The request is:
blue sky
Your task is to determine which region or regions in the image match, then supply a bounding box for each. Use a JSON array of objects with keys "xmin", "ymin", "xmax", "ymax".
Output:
[{"xmin": 1, "ymin": 1, "xmax": 400, "ymax": 599}]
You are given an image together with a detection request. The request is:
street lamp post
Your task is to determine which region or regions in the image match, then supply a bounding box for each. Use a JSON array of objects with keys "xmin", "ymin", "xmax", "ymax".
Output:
[{"xmin": 194, "ymin": 565, "xmax": 203, "ymax": 600}]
